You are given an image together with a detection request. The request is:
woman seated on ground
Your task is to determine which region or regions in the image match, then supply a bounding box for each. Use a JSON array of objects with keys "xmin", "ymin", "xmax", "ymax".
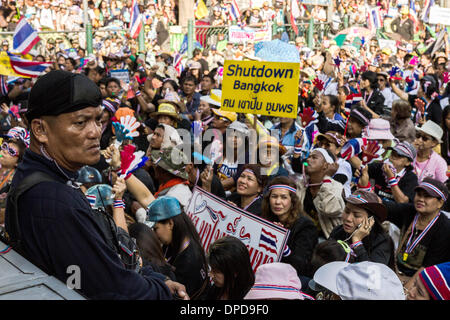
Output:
[
  {"xmin": 261, "ymin": 176, "xmax": 318, "ymax": 280},
  {"xmin": 328, "ymin": 190, "xmax": 395, "ymax": 267}
]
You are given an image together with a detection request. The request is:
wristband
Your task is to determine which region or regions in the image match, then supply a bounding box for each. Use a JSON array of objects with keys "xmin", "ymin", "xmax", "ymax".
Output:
[
  {"xmin": 357, "ymin": 181, "xmax": 372, "ymax": 191},
  {"xmin": 294, "ymin": 146, "xmax": 302, "ymax": 155},
  {"xmin": 113, "ymin": 200, "xmax": 125, "ymax": 209},
  {"xmin": 388, "ymin": 176, "xmax": 398, "ymax": 188},
  {"xmin": 135, "ymin": 90, "xmax": 142, "ymax": 97},
  {"xmin": 350, "ymin": 240, "xmax": 363, "ymax": 249}
]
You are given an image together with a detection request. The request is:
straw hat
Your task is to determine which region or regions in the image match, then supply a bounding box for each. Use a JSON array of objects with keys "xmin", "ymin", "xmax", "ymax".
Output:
[{"xmin": 200, "ymin": 89, "xmax": 222, "ymax": 107}]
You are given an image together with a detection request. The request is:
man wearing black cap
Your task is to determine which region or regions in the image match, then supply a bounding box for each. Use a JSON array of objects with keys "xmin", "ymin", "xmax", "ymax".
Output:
[
  {"xmin": 4, "ymin": 70, "xmax": 187, "ymax": 300},
  {"xmin": 383, "ymin": 177, "xmax": 450, "ymax": 282}
]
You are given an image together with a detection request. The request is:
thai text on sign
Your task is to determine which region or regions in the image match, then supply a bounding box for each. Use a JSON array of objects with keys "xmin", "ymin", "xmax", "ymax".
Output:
[
  {"xmin": 221, "ymin": 60, "xmax": 300, "ymax": 118},
  {"xmin": 185, "ymin": 187, "xmax": 290, "ymax": 272}
]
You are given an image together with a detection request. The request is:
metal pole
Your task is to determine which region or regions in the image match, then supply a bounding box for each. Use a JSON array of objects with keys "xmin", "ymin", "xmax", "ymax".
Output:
[
  {"xmin": 83, "ymin": 0, "xmax": 93, "ymax": 54},
  {"xmin": 308, "ymin": 17, "xmax": 314, "ymax": 49},
  {"xmin": 188, "ymin": 19, "xmax": 194, "ymax": 59}
]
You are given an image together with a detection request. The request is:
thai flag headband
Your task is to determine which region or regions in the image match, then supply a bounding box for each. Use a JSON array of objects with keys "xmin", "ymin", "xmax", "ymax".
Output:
[{"xmin": 268, "ymin": 184, "xmax": 297, "ymax": 193}]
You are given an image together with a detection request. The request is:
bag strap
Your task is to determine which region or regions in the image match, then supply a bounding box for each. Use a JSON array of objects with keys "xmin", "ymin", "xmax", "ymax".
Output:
[{"xmin": 5, "ymin": 171, "xmax": 58, "ymax": 253}]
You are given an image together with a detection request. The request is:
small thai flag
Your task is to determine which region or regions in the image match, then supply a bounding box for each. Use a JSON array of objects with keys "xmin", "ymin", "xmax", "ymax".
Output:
[
  {"xmin": 7, "ymin": 52, "xmax": 52, "ymax": 78},
  {"xmin": 229, "ymin": 0, "xmax": 241, "ymax": 22},
  {"xmin": 421, "ymin": 0, "xmax": 434, "ymax": 23},
  {"xmin": 86, "ymin": 195, "xmax": 97, "ymax": 208},
  {"xmin": 129, "ymin": 0, "xmax": 142, "ymax": 39},
  {"xmin": 367, "ymin": 7, "xmax": 383, "ymax": 30},
  {"xmin": 12, "ymin": 17, "xmax": 41, "ymax": 56},
  {"xmin": 259, "ymin": 228, "xmax": 278, "ymax": 255}
]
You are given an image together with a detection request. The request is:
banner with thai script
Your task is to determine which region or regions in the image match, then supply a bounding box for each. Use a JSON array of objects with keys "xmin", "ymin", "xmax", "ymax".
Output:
[
  {"xmin": 221, "ymin": 60, "xmax": 300, "ymax": 118},
  {"xmin": 228, "ymin": 26, "xmax": 272, "ymax": 43},
  {"xmin": 429, "ymin": 5, "xmax": 450, "ymax": 25},
  {"xmin": 185, "ymin": 187, "xmax": 290, "ymax": 272}
]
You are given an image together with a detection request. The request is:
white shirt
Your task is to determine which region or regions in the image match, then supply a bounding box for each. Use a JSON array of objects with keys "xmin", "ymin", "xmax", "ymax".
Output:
[
  {"xmin": 336, "ymin": 158, "xmax": 352, "ymax": 197},
  {"xmin": 164, "ymin": 184, "xmax": 193, "ymax": 210}
]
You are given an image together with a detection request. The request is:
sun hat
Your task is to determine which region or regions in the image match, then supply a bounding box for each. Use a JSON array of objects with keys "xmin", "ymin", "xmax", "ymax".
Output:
[
  {"xmin": 415, "ymin": 120, "xmax": 443, "ymax": 143},
  {"xmin": 150, "ymin": 146, "xmax": 189, "ymax": 180},
  {"xmin": 228, "ymin": 120, "xmax": 249, "ymax": 135},
  {"xmin": 211, "ymin": 108, "xmax": 237, "ymax": 122},
  {"xmin": 388, "ymin": 141, "xmax": 416, "ymax": 161},
  {"xmin": 26, "ymin": 70, "xmax": 102, "ymax": 122},
  {"xmin": 315, "ymin": 131, "xmax": 345, "ymax": 147},
  {"xmin": 150, "ymin": 103, "xmax": 181, "ymax": 121},
  {"xmin": 85, "ymin": 184, "xmax": 115, "ymax": 209},
  {"xmin": 349, "ymin": 105, "xmax": 372, "ymax": 127},
  {"xmin": 418, "ymin": 262, "xmax": 450, "ymax": 300},
  {"xmin": 244, "ymin": 263, "xmax": 308, "ymax": 300},
  {"xmin": 147, "ymin": 196, "xmax": 182, "ymax": 223},
  {"xmin": 200, "ymin": 89, "xmax": 222, "ymax": 108},
  {"xmin": 300, "ymin": 67, "xmax": 315, "ymax": 80},
  {"xmin": 364, "ymin": 118, "xmax": 395, "ymax": 140},
  {"xmin": 311, "ymin": 54, "xmax": 325, "ymax": 70},
  {"xmin": 76, "ymin": 166, "xmax": 103, "ymax": 185},
  {"xmin": 313, "ymin": 261, "xmax": 405, "ymax": 300},
  {"xmin": 158, "ymin": 91, "xmax": 186, "ymax": 113},
  {"xmin": 414, "ymin": 177, "xmax": 449, "ymax": 201},
  {"xmin": 345, "ymin": 190, "xmax": 388, "ymax": 222}
]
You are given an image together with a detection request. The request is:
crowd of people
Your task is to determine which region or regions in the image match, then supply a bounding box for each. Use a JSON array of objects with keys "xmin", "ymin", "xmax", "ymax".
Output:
[{"xmin": 0, "ymin": 0, "xmax": 449, "ymax": 302}]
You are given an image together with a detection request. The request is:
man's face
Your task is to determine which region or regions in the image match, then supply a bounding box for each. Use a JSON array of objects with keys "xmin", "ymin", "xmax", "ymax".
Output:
[
  {"xmin": 150, "ymin": 127, "xmax": 164, "ymax": 149},
  {"xmin": 182, "ymin": 80, "xmax": 196, "ymax": 95},
  {"xmin": 201, "ymin": 77, "xmax": 213, "ymax": 91},
  {"xmin": 106, "ymin": 81, "xmax": 120, "ymax": 97},
  {"xmin": 40, "ymin": 107, "xmax": 103, "ymax": 171}
]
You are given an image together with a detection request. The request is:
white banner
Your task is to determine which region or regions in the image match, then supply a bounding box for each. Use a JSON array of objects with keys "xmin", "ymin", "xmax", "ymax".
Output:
[
  {"xmin": 429, "ymin": 5, "xmax": 450, "ymax": 25},
  {"xmin": 228, "ymin": 26, "xmax": 272, "ymax": 44},
  {"xmin": 185, "ymin": 187, "xmax": 290, "ymax": 272}
]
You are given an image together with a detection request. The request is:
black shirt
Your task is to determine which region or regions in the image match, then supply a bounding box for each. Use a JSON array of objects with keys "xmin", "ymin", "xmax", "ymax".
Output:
[
  {"xmin": 408, "ymin": 94, "xmax": 443, "ymax": 125},
  {"xmin": 226, "ymin": 192, "xmax": 263, "ymax": 217}
]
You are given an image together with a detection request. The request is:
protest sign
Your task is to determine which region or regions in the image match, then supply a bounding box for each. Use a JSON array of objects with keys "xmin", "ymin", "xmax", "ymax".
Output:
[
  {"xmin": 221, "ymin": 60, "xmax": 300, "ymax": 118},
  {"xmin": 378, "ymin": 39, "xmax": 397, "ymax": 54},
  {"xmin": 185, "ymin": 187, "xmax": 290, "ymax": 272},
  {"xmin": 228, "ymin": 26, "xmax": 272, "ymax": 43},
  {"xmin": 110, "ymin": 69, "xmax": 130, "ymax": 84},
  {"xmin": 429, "ymin": 5, "xmax": 450, "ymax": 25}
]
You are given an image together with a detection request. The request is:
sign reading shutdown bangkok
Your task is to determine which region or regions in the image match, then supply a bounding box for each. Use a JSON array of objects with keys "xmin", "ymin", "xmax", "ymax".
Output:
[
  {"xmin": 185, "ymin": 187, "xmax": 290, "ymax": 272},
  {"xmin": 221, "ymin": 60, "xmax": 300, "ymax": 118}
]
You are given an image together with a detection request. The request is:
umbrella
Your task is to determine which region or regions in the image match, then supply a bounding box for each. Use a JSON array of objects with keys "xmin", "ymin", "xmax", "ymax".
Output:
[{"xmin": 254, "ymin": 39, "xmax": 300, "ymax": 63}]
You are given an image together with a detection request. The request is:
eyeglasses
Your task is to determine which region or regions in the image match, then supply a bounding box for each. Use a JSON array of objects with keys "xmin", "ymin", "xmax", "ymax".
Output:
[
  {"xmin": 416, "ymin": 133, "xmax": 431, "ymax": 142},
  {"xmin": 1, "ymin": 142, "xmax": 18, "ymax": 157}
]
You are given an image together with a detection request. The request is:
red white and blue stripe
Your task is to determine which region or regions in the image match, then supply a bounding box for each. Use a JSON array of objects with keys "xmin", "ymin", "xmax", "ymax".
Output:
[
  {"xmin": 86, "ymin": 195, "xmax": 97, "ymax": 208},
  {"xmin": 259, "ymin": 228, "xmax": 278, "ymax": 255},
  {"xmin": 229, "ymin": 0, "xmax": 241, "ymax": 22},
  {"xmin": 419, "ymin": 263, "xmax": 450, "ymax": 300},
  {"xmin": 421, "ymin": 0, "xmax": 434, "ymax": 23},
  {"xmin": 268, "ymin": 184, "xmax": 297, "ymax": 193},
  {"xmin": 129, "ymin": 0, "xmax": 142, "ymax": 39},
  {"xmin": 367, "ymin": 6, "xmax": 383, "ymax": 30},
  {"xmin": 404, "ymin": 212, "xmax": 440, "ymax": 257},
  {"xmin": 0, "ymin": 75, "xmax": 8, "ymax": 97},
  {"xmin": 7, "ymin": 52, "xmax": 52, "ymax": 78},
  {"xmin": 419, "ymin": 182, "xmax": 448, "ymax": 201},
  {"xmin": 12, "ymin": 17, "xmax": 40, "ymax": 55}
]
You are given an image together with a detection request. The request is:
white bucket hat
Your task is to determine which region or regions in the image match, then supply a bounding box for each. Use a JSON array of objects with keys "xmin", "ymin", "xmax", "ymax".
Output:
[
  {"xmin": 200, "ymin": 89, "xmax": 222, "ymax": 107},
  {"xmin": 313, "ymin": 261, "xmax": 405, "ymax": 300},
  {"xmin": 415, "ymin": 120, "xmax": 443, "ymax": 143}
]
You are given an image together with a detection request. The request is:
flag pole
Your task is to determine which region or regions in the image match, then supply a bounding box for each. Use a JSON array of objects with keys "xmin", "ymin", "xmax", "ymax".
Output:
[{"xmin": 83, "ymin": 0, "xmax": 93, "ymax": 55}]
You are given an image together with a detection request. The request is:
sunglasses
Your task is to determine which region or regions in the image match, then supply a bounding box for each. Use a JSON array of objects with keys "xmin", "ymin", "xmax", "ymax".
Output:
[
  {"xmin": 1, "ymin": 142, "xmax": 18, "ymax": 157},
  {"xmin": 377, "ymin": 78, "xmax": 385, "ymax": 82},
  {"xmin": 416, "ymin": 133, "xmax": 432, "ymax": 142}
]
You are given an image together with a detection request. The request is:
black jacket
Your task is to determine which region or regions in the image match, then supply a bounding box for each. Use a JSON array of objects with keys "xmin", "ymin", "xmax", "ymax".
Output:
[
  {"xmin": 329, "ymin": 225, "xmax": 394, "ymax": 266},
  {"xmin": 5, "ymin": 149, "xmax": 172, "ymax": 300},
  {"xmin": 362, "ymin": 88, "xmax": 385, "ymax": 115},
  {"xmin": 383, "ymin": 201, "xmax": 450, "ymax": 277},
  {"xmin": 281, "ymin": 216, "xmax": 318, "ymax": 278}
]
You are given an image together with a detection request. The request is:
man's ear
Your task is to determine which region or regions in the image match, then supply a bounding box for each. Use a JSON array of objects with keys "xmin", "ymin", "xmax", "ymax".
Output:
[{"xmin": 30, "ymin": 118, "xmax": 49, "ymax": 145}]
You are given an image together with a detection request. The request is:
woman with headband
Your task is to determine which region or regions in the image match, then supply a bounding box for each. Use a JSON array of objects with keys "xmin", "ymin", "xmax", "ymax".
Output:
[
  {"xmin": 328, "ymin": 190, "xmax": 395, "ymax": 267},
  {"xmin": 227, "ymin": 164, "xmax": 266, "ymax": 217},
  {"xmin": 261, "ymin": 176, "xmax": 318, "ymax": 279}
]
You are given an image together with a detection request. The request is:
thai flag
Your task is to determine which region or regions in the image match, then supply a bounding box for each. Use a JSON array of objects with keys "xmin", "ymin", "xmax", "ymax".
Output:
[
  {"xmin": 179, "ymin": 35, "xmax": 188, "ymax": 55},
  {"xmin": 290, "ymin": 0, "xmax": 301, "ymax": 35},
  {"xmin": 259, "ymin": 228, "xmax": 278, "ymax": 255},
  {"xmin": 367, "ymin": 6, "xmax": 383, "ymax": 30},
  {"xmin": 86, "ymin": 195, "xmax": 97, "ymax": 208},
  {"xmin": 409, "ymin": 0, "xmax": 419, "ymax": 31},
  {"xmin": 12, "ymin": 17, "xmax": 41, "ymax": 55},
  {"xmin": 173, "ymin": 52, "xmax": 184, "ymax": 76},
  {"xmin": 421, "ymin": 0, "xmax": 434, "ymax": 23},
  {"xmin": 7, "ymin": 52, "xmax": 52, "ymax": 78},
  {"xmin": 129, "ymin": 0, "xmax": 142, "ymax": 39},
  {"xmin": 229, "ymin": 0, "xmax": 241, "ymax": 22}
]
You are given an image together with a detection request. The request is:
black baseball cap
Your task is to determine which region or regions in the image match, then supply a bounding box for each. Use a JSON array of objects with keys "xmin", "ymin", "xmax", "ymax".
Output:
[{"xmin": 26, "ymin": 70, "xmax": 102, "ymax": 122}]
